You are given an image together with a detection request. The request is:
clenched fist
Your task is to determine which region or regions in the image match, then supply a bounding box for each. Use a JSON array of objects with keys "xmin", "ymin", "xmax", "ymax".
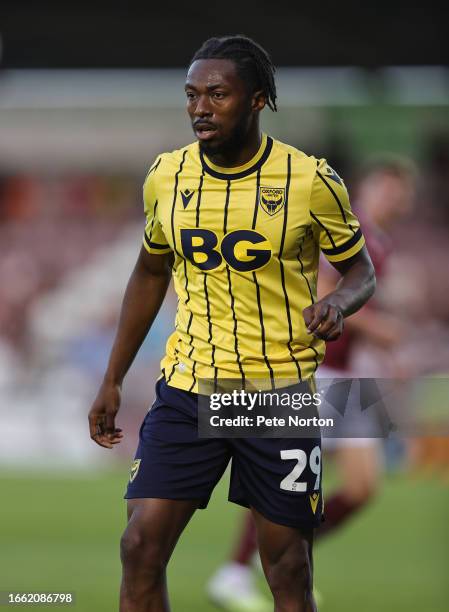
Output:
[{"xmin": 303, "ymin": 299, "xmax": 344, "ymax": 341}]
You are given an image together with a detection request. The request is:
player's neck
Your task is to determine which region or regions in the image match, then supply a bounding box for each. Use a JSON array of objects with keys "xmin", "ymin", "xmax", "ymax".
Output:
[{"xmin": 205, "ymin": 126, "xmax": 262, "ymax": 169}]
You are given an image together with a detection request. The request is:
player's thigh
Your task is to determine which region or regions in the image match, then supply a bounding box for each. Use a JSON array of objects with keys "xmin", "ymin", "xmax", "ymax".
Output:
[
  {"xmin": 125, "ymin": 377, "xmax": 231, "ymax": 506},
  {"xmin": 123, "ymin": 497, "xmax": 198, "ymax": 563},
  {"xmin": 229, "ymin": 436, "xmax": 323, "ymax": 530}
]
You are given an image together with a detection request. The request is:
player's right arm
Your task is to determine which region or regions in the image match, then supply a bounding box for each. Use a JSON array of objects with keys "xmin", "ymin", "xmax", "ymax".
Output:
[
  {"xmin": 89, "ymin": 155, "xmax": 173, "ymax": 449},
  {"xmin": 88, "ymin": 247, "xmax": 173, "ymax": 448}
]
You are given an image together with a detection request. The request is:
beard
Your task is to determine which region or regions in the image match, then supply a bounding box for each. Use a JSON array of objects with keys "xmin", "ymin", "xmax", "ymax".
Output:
[{"xmin": 197, "ymin": 112, "xmax": 251, "ymax": 158}]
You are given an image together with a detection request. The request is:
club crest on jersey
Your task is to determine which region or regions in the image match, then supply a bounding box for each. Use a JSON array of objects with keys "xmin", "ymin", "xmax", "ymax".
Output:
[
  {"xmin": 258, "ymin": 186, "xmax": 285, "ymax": 216},
  {"xmin": 129, "ymin": 459, "xmax": 141, "ymax": 483}
]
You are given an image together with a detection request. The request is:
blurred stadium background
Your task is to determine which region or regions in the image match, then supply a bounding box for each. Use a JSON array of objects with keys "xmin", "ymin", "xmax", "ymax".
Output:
[{"xmin": 0, "ymin": 4, "xmax": 448, "ymax": 611}]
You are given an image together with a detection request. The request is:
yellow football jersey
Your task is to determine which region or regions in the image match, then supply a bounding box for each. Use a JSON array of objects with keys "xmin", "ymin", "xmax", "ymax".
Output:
[{"xmin": 143, "ymin": 133, "xmax": 365, "ymax": 392}]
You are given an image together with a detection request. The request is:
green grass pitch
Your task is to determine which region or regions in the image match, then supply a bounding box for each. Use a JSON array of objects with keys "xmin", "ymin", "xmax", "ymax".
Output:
[{"xmin": 0, "ymin": 466, "xmax": 448, "ymax": 611}]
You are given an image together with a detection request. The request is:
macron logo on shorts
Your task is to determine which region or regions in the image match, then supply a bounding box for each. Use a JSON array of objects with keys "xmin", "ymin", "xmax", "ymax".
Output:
[
  {"xmin": 309, "ymin": 492, "xmax": 320, "ymax": 514},
  {"xmin": 129, "ymin": 459, "xmax": 141, "ymax": 483}
]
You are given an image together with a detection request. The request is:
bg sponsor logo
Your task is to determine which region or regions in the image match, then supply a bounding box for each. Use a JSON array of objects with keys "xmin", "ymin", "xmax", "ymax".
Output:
[{"xmin": 180, "ymin": 228, "xmax": 272, "ymax": 272}]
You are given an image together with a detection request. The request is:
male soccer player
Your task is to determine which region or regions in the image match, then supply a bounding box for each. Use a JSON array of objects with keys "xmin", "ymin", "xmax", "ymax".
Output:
[{"xmin": 88, "ymin": 35, "xmax": 376, "ymax": 612}]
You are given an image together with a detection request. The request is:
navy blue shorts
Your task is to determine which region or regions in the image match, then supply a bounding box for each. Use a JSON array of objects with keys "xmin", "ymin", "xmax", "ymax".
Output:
[{"xmin": 125, "ymin": 378, "xmax": 323, "ymax": 530}]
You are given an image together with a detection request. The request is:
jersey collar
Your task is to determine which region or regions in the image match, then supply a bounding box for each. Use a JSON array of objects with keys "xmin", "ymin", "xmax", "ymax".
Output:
[{"xmin": 199, "ymin": 133, "xmax": 273, "ymax": 180}]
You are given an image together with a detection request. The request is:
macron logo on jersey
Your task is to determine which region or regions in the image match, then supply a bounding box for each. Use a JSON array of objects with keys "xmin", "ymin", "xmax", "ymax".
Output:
[
  {"xmin": 324, "ymin": 165, "xmax": 343, "ymax": 186},
  {"xmin": 181, "ymin": 189, "xmax": 195, "ymax": 209}
]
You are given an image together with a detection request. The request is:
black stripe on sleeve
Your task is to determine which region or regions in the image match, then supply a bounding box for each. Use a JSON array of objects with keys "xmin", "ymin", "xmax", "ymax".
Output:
[
  {"xmin": 144, "ymin": 233, "xmax": 170, "ymax": 250},
  {"xmin": 145, "ymin": 199, "xmax": 170, "ymax": 249},
  {"xmin": 310, "ymin": 211, "xmax": 336, "ymax": 248},
  {"xmin": 278, "ymin": 154, "xmax": 301, "ymax": 380},
  {"xmin": 317, "ymin": 170, "xmax": 347, "ymax": 223},
  {"xmin": 146, "ymin": 199, "xmax": 158, "ymax": 242},
  {"xmin": 145, "ymin": 157, "xmax": 161, "ymax": 180},
  {"xmin": 321, "ymin": 227, "xmax": 363, "ymax": 256}
]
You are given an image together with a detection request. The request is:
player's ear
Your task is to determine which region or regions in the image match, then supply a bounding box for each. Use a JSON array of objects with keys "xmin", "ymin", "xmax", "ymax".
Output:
[{"xmin": 252, "ymin": 90, "xmax": 266, "ymax": 112}]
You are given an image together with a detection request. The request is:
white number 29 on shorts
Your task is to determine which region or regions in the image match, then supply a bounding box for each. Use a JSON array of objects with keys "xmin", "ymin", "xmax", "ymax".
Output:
[{"xmin": 279, "ymin": 446, "xmax": 321, "ymax": 492}]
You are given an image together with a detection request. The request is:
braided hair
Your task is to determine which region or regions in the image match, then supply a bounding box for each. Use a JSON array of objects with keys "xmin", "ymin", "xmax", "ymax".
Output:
[{"xmin": 190, "ymin": 35, "xmax": 277, "ymax": 112}]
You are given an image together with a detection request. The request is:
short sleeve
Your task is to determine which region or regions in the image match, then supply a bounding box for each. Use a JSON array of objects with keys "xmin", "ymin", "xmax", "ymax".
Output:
[
  {"xmin": 142, "ymin": 157, "xmax": 172, "ymax": 255},
  {"xmin": 310, "ymin": 158, "xmax": 365, "ymax": 262}
]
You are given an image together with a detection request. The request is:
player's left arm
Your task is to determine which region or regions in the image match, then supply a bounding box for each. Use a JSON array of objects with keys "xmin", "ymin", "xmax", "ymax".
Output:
[
  {"xmin": 304, "ymin": 247, "xmax": 375, "ymax": 340},
  {"xmin": 304, "ymin": 159, "xmax": 376, "ymax": 340}
]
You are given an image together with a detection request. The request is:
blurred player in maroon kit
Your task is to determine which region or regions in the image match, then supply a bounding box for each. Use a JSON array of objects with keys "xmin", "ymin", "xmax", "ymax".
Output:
[
  {"xmin": 207, "ymin": 157, "xmax": 415, "ymax": 611},
  {"xmin": 316, "ymin": 157, "xmax": 415, "ymax": 539}
]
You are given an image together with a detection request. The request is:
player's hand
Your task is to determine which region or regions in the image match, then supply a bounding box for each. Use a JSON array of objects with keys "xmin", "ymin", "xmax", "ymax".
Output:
[
  {"xmin": 303, "ymin": 299, "xmax": 344, "ymax": 341},
  {"xmin": 88, "ymin": 382, "xmax": 124, "ymax": 449}
]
